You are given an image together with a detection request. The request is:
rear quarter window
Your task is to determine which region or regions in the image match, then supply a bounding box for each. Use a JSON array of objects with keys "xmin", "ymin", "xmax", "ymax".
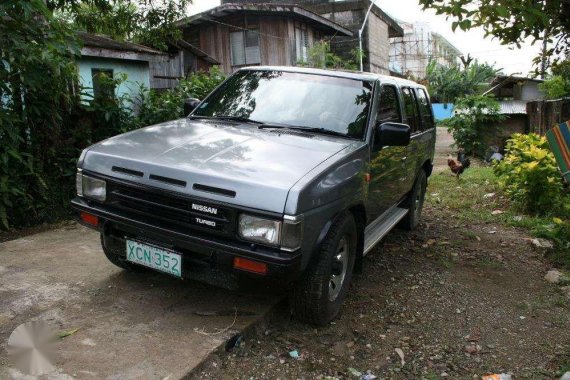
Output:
[{"xmin": 415, "ymin": 88, "xmax": 434, "ymax": 131}]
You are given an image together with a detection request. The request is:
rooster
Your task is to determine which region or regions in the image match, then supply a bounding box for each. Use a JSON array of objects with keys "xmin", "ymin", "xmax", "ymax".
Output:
[{"xmin": 448, "ymin": 150, "xmax": 471, "ymax": 179}]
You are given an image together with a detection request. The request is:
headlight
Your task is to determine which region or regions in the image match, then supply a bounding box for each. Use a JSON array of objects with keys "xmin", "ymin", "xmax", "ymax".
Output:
[
  {"xmin": 238, "ymin": 214, "xmax": 281, "ymax": 246},
  {"xmin": 77, "ymin": 173, "xmax": 106, "ymax": 202}
]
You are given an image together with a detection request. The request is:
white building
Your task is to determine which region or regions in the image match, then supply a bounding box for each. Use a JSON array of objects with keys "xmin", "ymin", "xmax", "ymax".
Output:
[{"xmin": 389, "ymin": 21, "xmax": 462, "ymax": 79}]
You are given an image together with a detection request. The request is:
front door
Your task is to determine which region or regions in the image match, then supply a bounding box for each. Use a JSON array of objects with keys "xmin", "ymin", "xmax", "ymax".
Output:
[{"xmin": 366, "ymin": 84, "xmax": 407, "ymax": 223}]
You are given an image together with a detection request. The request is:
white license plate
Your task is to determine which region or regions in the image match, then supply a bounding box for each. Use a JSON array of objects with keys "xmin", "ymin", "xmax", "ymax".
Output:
[{"xmin": 126, "ymin": 239, "xmax": 182, "ymax": 278}]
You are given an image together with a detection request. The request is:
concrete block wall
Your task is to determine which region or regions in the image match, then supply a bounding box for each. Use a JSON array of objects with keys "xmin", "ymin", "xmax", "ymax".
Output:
[{"xmin": 367, "ymin": 13, "xmax": 390, "ymax": 74}]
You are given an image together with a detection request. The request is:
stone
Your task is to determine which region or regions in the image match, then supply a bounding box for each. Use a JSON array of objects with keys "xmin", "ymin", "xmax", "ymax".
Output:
[
  {"xmin": 561, "ymin": 286, "xmax": 570, "ymax": 301},
  {"xmin": 545, "ymin": 270, "xmax": 562, "ymax": 284},
  {"xmin": 532, "ymin": 238, "xmax": 554, "ymax": 249},
  {"xmin": 560, "ymin": 372, "xmax": 570, "ymax": 380}
]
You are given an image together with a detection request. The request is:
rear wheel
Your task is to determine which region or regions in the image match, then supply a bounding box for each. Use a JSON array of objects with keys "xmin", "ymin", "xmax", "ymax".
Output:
[
  {"xmin": 399, "ymin": 169, "xmax": 427, "ymax": 230},
  {"xmin": 290, "ymin": 213, "xmax": 357, "ymax": 326}
]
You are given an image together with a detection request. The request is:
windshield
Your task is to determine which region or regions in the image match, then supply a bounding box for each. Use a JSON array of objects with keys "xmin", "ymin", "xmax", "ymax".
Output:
[{"xmin": 193, "ymin": 70, "xmax": 373, "ymax": 139}]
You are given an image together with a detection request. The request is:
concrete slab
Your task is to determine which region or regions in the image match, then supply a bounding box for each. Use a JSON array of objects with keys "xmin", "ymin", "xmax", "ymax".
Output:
[{"xmin": 0, "ymin": 225, "xmax": 277, "ymax": 379}]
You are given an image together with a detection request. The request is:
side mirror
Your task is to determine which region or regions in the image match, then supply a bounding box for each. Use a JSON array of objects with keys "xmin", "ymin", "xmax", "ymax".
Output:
[
  {"xmin": 184, "ymin": 98, "xmax": 201, "ymax": 115},
  {"xmin": 375, "ymin": 122, "xmax": 411, "ymax": 148}
]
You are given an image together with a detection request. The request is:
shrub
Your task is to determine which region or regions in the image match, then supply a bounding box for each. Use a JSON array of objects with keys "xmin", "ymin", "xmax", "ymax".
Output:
[
  {"xmin": 137, "ymin": 66, "xmax": 225, "ymax": 126},
  {"xmin": 442, "ymin": 94, "xmax": 505, "ymax": 156},
  {"xmin": 494, "ymin": 133, "xmax": 569, "ymax": 215}
]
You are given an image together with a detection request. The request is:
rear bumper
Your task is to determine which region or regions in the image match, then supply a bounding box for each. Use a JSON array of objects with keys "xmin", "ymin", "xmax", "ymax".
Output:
[{"xmin": 71, "ymin": 197, "xmax": 302, "ymax": 289}]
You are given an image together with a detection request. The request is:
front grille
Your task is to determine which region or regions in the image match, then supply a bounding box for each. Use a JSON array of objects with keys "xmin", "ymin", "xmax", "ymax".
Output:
[{"xmin": 107, "ymin": 181, "xmax": 235, "ymax": 236}]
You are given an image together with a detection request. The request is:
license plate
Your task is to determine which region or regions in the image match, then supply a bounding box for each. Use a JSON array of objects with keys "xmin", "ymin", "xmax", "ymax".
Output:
[{"xmin": 126, "ymin": 239, "xmax": 182, "ymax": 278}]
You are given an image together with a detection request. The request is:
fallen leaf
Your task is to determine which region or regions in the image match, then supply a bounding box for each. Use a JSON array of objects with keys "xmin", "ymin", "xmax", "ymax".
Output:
[
  {"xmin": 347, "ymin": 367, "xmax": 362, "ymax": 377},
  {"xmin": 491, "ymin": 210, "xmax": 504, "ymax": 215},
  {"xmin": 58, "ymin": 328, "xmax": 80, "ymax": 339},
  {"xmin": 395, "ymin": 348, "xmax": 405, "ymax": 367}
]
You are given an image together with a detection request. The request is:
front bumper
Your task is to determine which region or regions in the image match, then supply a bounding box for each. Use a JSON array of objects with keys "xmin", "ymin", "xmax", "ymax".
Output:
[{"xmin": 72, "ymin": 197, "xmax": 302, "ymax": 290}]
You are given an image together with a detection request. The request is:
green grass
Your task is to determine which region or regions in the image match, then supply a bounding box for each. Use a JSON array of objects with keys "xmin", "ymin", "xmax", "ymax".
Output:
[{"xmin": 426, "ymin": 166, "xmax": 570, "ymax": 268}]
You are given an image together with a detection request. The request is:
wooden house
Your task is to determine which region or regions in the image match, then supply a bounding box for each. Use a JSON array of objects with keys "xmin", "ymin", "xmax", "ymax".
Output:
[
  {"xmin": 217, "ymin": 0, "xmax": 404, "ymax": 75},
  {"xmin": 177, "ymin": 3, "xmax": 353, "ymax": 74},
  {"xmin": 77, "ymin": 32, "xmax": 219, "ymax": 98}
]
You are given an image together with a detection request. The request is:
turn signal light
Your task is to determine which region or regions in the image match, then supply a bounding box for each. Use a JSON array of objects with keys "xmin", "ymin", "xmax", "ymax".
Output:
[
  {"xmin": 80, "ymin": 212, "xmax": 99, "ymax": 227},
  {"xmin": 233, "ymin": 257, "xmax": 267, "ymax": 275}
]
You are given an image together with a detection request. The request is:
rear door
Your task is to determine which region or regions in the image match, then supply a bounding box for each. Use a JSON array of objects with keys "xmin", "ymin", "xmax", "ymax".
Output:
[
  {"xmin": 413, "ymin": 87, "xmax": 436, "ymax": 177},
  {"xmin": 366, "ymin": 83, "xmax": 407, "ymax": 222},
  {"xmin": 400, "ymin": 87, "xmax": 422, "ymax": 192}
]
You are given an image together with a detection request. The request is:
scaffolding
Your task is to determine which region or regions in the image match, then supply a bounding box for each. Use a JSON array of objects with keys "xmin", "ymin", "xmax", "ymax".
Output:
[{"xmin": 389, "ymin": 21, "xmax": 462, "ymax": 79}]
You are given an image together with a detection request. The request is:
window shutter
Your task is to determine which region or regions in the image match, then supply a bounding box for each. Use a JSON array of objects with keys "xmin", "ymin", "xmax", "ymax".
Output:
[
  {"xmin": 244, "ymin": 30, "xmax": 260, "ymax": 64},
  {"xmin": 230, "ymin": 31, "xmax": 245, "ymax": 66}
]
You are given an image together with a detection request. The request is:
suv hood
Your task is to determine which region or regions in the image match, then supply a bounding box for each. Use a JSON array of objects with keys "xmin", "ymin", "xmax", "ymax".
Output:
[{"xmin": 81, "ymin": 118, "xmax": 353, "ymax": 213}]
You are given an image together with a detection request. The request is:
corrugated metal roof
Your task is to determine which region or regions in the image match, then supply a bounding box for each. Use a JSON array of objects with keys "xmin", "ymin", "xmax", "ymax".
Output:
[
  {"xmin": 78, "ymin": 32, "xmax": 164, "ymax": 55},
  {"xmin": 499, "ymin": 100, "xmax": 528, "ymax": 114},
  {"xmin": 177, "ymin": 3, "xmax": 353, "ymax": 37}
]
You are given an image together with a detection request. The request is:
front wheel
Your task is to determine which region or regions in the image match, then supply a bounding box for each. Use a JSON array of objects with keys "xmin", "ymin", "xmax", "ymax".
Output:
[
  {"xmin": 290, "ymin": 213, "xmax": 357, "ymax": 326},
  {"xmin": 399, "ymin": 169, "xmax": 427, "ymax": 230}
]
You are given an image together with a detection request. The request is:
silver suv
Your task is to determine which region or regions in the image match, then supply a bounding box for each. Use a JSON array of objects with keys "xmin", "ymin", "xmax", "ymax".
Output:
[{"xmin": 72, "ymin": 67, "xmax": 435, "ymax": 325}]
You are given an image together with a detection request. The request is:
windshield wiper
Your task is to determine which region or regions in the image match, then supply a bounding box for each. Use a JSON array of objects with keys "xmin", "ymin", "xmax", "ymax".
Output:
[
  {"xmin": 190, "ymin": 115, "xmax": 261, "ymax": 124},
  {"xmin": 259, "ymin": 123, "xmax": 349, "ymax": 138}
]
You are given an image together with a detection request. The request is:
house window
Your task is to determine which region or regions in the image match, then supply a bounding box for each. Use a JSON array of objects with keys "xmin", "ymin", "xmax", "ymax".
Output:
[
  {"xmin": 91, "ymin": 68, "xmax": 115, "ymax": 100},
  {"xmin": 295, "ymin": 27, "xmax": 309, "ymax": 62},
  {"xmin": 230, "ymin": 29, "xmax": 261, "ymax": 66}
]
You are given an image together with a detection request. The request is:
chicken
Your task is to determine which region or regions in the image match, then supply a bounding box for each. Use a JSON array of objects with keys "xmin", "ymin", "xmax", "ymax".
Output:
[{"xmin": 448, "ymin": 150, "xmax": 471, "ymax": 179}]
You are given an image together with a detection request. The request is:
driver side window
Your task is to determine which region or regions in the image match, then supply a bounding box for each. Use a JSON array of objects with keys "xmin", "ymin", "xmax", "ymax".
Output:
[{"xmin": 377, "ymin": 85, "xmax": 402, "ymax": 123}]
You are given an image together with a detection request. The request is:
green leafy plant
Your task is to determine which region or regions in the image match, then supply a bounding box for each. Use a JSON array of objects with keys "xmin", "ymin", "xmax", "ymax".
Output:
[
  {"xmin": 442, "ymin": 95, "xmax": 505, "ymax": 156},
  {"xmin": 137, "ymin": 66, "xmax": 226, "ymax": 126},
  {"xmin": 425, "ymin": 60, "xmax": 500, "ymax": 103},
  {"xmin": 494, "ymin": 133, "xmax": 569, "ymax": 215},
  {"xmin": 298, "ymin": 41, "xmax": 360, "ymax": 71},
  {"xmin": 539, "ymin": 61, "xmax": 570, "ymax": 99}
]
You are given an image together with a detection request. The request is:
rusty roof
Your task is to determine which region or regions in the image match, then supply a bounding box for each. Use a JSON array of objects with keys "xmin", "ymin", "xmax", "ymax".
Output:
[
  {"xmin": 78, "ymin": 32, "xmax": 164, "ymax": 55},
  {"xmin": 177, "ymin": 3, "xmax": 353, "ymax": 37}
]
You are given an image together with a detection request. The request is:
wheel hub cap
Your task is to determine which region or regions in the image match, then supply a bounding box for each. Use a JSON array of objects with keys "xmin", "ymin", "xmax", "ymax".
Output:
[{"xmin": 329, "ymin": 236, "xmax": 349, "ymax": 302}]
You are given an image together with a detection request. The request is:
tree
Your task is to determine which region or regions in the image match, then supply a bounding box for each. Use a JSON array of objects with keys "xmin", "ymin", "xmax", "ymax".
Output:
[
  {"xmin": 442, "ymin": 95, "xmax": 505, "ymax": 156},
  {"xmin": 56, "ymin": 0, "xmax": 190, "ymax": 51},
  {"xmin": 418, "ymin": 0, "xmax": 570, "ymax": 70},
  {"xmin": 538, "ymin": 59, "xmax": 570, "ymax": 98},
  {"xmin": 425, "ymin": 60, "xmax": 500, "ymax": 103}
]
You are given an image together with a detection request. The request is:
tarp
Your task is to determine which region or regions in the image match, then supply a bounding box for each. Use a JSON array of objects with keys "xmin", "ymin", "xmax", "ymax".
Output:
[{"xmin": 546, "ymin": 120, "xmax": 570, "ymax": 182}]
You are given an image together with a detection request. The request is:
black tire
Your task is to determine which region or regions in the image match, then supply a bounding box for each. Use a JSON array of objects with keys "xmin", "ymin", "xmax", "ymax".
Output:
[
  {"xmin": 399, "ymin": 169, "xmax": 427, "ymax": 231},
  {"xmin": 100, "ymin": 235, "xmax": 146, "ymax": 272},
  {"xmin": 290, "ymin": 213, "xmax": 357, "ymax": 326}
]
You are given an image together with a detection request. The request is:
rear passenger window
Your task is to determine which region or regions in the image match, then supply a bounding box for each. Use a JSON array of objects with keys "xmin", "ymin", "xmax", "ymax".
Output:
[
  {"xmin": 377, "ymin": 85, "xmax": 401, "ymax": 123},
  {"xmin": 416, "ymin": 89, "xmax": 434, "ymax": 130},
  {"xmin": 402, "ymin": 88, "xmax": 421, "ymax": 133}
]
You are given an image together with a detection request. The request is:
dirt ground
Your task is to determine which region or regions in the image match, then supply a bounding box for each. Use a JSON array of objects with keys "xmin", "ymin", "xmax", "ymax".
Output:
[{"xmin": 192, "ymin": 129, "xmax": 570, "ymax": 380}]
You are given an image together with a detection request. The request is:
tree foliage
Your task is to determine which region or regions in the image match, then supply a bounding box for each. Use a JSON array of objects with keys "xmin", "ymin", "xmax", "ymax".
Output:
[
  {"xmin": 425, "ymin": 60, "xmax": 500, "ymax": 103},
  {"xmin": 418, "ymin": 0, "xmax": 570, "ymax": 70},
  {"xmin": 539, "ymin": 59, "xmax": 570, "ymax": 99},
  {"xmin": 56, "ymin": 0, "xmax": 189, "ymax": 51},
  {"xmin": 0, "ymin": 0, "xmax": 223, "ymax": 230}
]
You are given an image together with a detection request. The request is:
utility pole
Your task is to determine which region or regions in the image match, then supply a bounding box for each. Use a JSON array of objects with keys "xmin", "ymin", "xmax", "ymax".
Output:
[{"xmin": 359, "ymin": 0, "xmax": 376, "ymax": 72}]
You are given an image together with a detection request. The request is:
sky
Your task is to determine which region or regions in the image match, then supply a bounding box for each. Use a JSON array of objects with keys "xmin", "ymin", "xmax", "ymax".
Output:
[{"xmin": 187, "ymin": 0, "xmax": 542, "ymax": 76}]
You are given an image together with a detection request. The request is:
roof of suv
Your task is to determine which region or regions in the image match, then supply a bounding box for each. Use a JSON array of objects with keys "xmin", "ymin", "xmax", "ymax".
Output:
[{"xmin": 239, "ymin": 66, "xmax": 422, "ymax": 87}]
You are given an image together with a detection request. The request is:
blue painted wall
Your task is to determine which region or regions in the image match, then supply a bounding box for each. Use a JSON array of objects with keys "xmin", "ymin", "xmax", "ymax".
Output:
[
  {"xmin": 432, "ymin": 103, "xmax": 454, "ymax": 121},
  {"xmin": 77, "ymin": 57, "xmax": 150, "ymax": 109}
]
